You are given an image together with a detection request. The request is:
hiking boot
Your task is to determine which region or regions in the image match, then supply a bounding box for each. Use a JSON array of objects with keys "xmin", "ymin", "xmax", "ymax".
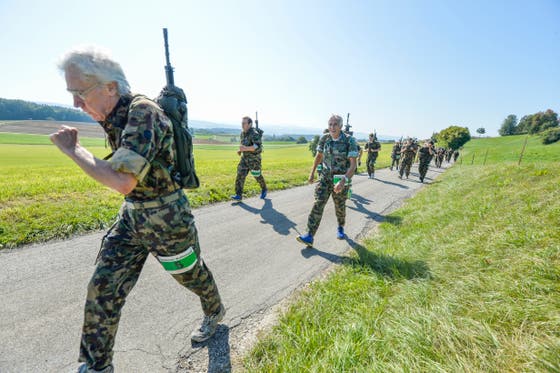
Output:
[
  {"xmin": 191, "ymin": 304, "xmax": 226, "ymax": 343},
  {"xmin": 296, "ymin": 233, "xmax": 314, "ymax": 247},
  {"xmin": 77, "ymin": 364, "xmax": 114, "ymax": 373},
  {"xmin": 230, "ymin": 194, "xmax": 242, "ymax": 201},
  {"xmin": 260, "ymin": 189, "xmax": 267, "ymax": 199},
  {"xmin": 337, "ymin": 226, "xmax": 345, "ymax": 240}
]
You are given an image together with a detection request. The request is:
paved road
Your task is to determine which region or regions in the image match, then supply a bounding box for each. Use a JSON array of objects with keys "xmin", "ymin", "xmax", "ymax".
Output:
[{"xmin": 0, "ymin": 164, "xmax": 447, "ymax": 372}]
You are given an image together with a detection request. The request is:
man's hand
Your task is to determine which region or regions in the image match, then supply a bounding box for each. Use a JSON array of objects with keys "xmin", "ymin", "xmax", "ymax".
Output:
[
  {"xmin": 308, "ymin": 172, "xmax": 315, "ymax": 184},
  {"xmin": 333, "ymin": 179, "xmax": 345, "ymax": 194},
  {"xmin": 50, "ymin": 125, "xmax": 79, "ymax": 155}
]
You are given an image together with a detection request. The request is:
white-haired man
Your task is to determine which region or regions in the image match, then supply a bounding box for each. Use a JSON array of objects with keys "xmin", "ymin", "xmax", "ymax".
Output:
[{"xmin": 51, "ymin": 49, "xmax": 225, "ymax": 373}]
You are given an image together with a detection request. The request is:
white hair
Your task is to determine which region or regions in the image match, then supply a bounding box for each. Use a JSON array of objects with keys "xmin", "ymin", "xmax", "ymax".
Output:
[
  {"xmin": 58, "ymin": 47, "xmax": 131, "ymax": 95},
  {"xmin": 329, "ymin": 114, "xmax": 343, "ymax": 127}
]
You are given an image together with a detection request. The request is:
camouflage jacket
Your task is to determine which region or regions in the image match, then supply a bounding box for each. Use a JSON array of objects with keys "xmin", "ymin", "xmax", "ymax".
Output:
[
  {"xmin": 418, "ymin": 146, "xmax": 434, "ymax": 162},
  {"xmin": 240, "ymin": 127, "xmax": 263, "ymax": 160},
  {"xmin": 391, "ymin": 144, "xmax": 401, "ymax": 156},
  {"xmin": 317, "ymin": 132, "xmax": 358, "ymax": 175},
  {"xmin": 100, "ymin": 94, "xmax": 180, "ymax": 201},
  {"xmin": 401, "ymin": 143, "xmax": 417, "ymax": 160},
  {"xmin": 365, "ymin": 140, "xmax": 381, "ymax": 158}
]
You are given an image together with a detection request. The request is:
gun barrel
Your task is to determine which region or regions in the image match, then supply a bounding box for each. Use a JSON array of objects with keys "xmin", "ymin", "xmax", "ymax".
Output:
[
  {"xmin": 255, "ymin": 111, "xmax": 259, "ymax": 129},
  {"xmin": 163, "ymin": 28, "xmax": 174, "ymax": 86}
]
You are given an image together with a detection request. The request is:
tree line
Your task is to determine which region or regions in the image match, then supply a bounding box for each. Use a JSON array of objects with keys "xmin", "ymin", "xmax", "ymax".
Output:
[{"xmin": 0, "ymin": 98, "xmax": 94, "ymax": 122}]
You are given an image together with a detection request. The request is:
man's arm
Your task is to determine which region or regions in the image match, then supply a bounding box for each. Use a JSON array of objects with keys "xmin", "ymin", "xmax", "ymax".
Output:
[
  {"xmin": 334, "ymin": 157, "xmax": 356, "ymax": 193},
  {"xmin": 50, "ymin": 126, "xmax": 137, "ymax": 195},
  {"xmin": 308, "ymin": 152, "xmax": 323, "ymax": 183}
]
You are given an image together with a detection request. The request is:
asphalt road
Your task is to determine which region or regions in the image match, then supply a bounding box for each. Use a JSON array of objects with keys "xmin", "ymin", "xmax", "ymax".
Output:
[{"xmin": 0, "ymin": 164, "xmax": 448, "ymax": 372}]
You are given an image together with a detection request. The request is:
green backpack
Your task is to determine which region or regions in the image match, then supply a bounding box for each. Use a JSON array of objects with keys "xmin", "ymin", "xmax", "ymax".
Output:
[{"xmin": 156, "ymin": 86, "xmax": 200, "ymax": 189}]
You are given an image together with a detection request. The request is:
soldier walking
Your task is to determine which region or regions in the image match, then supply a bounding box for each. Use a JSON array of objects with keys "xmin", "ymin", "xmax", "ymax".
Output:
[
  {"xmin": 52, "ymin": 49, "xmax": 224, "ymax": 373},
  {"xmin": 231, "ymin": 116, "xmax": 267, "ymax": 201},
  {"xmin": 417, "ymin": 140, "xmax": 435, "ymax": 183},
  {"xmin": 364, "ymin": 133, "xmax": 381, "ymax": 179},
  {"xmin": 297, "ymin": 114, "xmax": 358, "ymax": 246},
  {"xmin": 390, "ymin": 140, "xmax": 401, "ymax": 171},
  {"xmin": 398, "ymin": 138, "xmax": 417, "ymax": 179}
]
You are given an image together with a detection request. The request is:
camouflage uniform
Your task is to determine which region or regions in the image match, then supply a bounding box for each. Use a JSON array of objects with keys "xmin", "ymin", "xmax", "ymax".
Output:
[
  {"xmin": 306, "ymin": 132, "xmax": 358, "ymax": 235},
  {"xmin": 390, "ymin": 143, "xmax": 401, "ymax": 170},
  {"xmin": 417, "ymin": 145, "xmax": 433, "ymax": 181},
  {"xmin": 80, "ymin": 94, "xmax": 222, "ymax": 371},
  {"xmin": 453, "ymin": 149, "xmax": 460, "ymax": 162},
  {"xmin": 435, "ymin": 147, "xmax": 445, "ymax": 168},
  {"xmin": 235, "ymin": 127, "xmax": 266, "ymax": 196},
  {"xmin": 364, "ymin": 140, "xmax": 381, "ymax": 176},
  {"xmin": 399, "ymin": 143, "xmax": 417, "ymax": 178}
]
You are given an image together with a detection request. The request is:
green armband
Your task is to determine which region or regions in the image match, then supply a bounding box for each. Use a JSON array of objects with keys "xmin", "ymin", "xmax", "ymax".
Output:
[{"xmin": 157, "ymin": 246, "xmax": 198, "ymax": 274}]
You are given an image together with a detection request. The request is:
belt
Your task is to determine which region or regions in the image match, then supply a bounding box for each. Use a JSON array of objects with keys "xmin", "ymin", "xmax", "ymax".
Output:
[{"xmin": 125, "ymin": 189, "xmax": 185, "ymax": 209}]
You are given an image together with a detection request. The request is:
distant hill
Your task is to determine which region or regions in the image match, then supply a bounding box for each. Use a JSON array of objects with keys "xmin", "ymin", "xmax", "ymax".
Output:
[{"xmin": 0, "ymin": 98, "xmax": 94, "ymax": 122}]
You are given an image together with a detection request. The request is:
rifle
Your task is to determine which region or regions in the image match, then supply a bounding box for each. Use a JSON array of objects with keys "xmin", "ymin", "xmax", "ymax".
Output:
[
  {"xmin": 344, "ymin": 113, "xmax": 352, "ymax": 135},
  {"xmin": 255, "ymin": 111, "xmax": 259, "ymax": 131},
  {"xmin": 156, "ymin": 28, "xmax": 199, "ymax": 189},
  {"xmin": 163, "ymin": 28, "xmax": 175, "ymax": 87}
]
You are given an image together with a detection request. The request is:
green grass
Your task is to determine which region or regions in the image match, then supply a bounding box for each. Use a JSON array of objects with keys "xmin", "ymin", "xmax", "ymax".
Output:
[
  {"xmin": 460, "ymin": 134, "xmax": 560, "ymax": 165},
  {"xmin": 244, "ymin": 139, "xmax": 560, "ymax": 372},
  {"xmin": 0, "ymin": 133, "xmax": 390, "ymax": 248}
]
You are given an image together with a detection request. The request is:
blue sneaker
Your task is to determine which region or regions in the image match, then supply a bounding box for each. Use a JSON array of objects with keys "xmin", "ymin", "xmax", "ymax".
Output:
[
  {"xmin": 260, "ymin": 189, "xmax": 267, "ymax": 199},
  {"xmin": 337, "ymin": 226, "xmax": 345, "ymax": 240},
  {"xmin": 230, "ymin": 194, "xmax": 242, "ymax": 201},
  {"xmin": 296, "ymin": 233, "xmax": 314, "ymax": 247}
]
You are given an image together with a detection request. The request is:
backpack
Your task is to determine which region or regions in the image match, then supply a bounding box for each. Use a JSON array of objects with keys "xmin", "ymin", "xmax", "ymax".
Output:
[{"xmin": 156, "ymin": 86, "xmax": 200, "ymax": 189}]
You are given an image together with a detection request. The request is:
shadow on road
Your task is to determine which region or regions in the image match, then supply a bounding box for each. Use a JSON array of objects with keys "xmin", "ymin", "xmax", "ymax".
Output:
[
  {"xmin": 190, "ymin": 324, "xmax": 232, "ymax": 373},
  {"xmin": 371, "ymin": 177, "xmax": 409, "ymax": 189},
  {"xmin": 348, "ymin": 193, "xmax": 402, "ymax": 226},
  {"xmin": 236, "ymin": 199, "xmax": 297, "ymax": 236},
  {"xmin": 300, "ymin": 246, "xmax": 345, "ymax": 263},
  {"xmin": 345, "ymin": 237, "xmax": 431, "ymax": 280}
]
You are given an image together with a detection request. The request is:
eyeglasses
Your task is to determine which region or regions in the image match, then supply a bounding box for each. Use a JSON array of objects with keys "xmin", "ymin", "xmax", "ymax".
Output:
[
  {"xmin": 328, "ymin": 122, "xmax": 339, "ymax": 127},
  {"xmin": 67, "ymin": 82, "xmax": 100, "ymax": 100}
]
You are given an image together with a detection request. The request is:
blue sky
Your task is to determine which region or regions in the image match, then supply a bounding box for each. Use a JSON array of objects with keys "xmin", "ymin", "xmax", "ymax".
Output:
[{"xmin": 0, "ymin": 0, "xmax": 558, "ymax": 137}]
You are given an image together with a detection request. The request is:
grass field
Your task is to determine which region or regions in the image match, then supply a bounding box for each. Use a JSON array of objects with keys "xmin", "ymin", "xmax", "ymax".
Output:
[
  {"xmin": 0, "ymin": 133, "xmax": 391, "ymax": 248},
  {"xmin": 459, "ymin": 134, "xmax": 560, "ymax": 165},
  {"xmin": 244, "ymin": 138, "xmax": 559, "ymax": 372}
]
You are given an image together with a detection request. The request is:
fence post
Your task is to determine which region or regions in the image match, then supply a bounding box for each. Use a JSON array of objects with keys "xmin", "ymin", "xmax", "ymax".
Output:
[{"xmin": 518, "ymin": 136, "xmax": 529, "ymax": 166}]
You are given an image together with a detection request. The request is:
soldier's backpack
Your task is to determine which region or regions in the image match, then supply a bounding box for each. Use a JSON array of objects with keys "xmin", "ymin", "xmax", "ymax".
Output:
[{"xmin": 156, "ymin": 86, "xmax": 200, "ymax": 189}]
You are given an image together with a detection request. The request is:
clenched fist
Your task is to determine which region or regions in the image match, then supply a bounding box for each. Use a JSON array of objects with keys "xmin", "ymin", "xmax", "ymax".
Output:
[{"xmin": 50, "ymin": 125, "xmax": 80, "ymax": 155}]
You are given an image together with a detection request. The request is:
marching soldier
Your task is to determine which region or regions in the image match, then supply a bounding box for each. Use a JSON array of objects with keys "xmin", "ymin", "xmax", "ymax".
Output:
[
  {"xmin": 231, "ymin": 116, "xmax": 267, "ymax": 201},
  {"xmin": 364, "ymin": 133, "xmax": 381, "ymax": 179},
  {"xmin": 398, "ymin": 138, "xmax": 417, "ymax": 179},
  {"xmin": 390, "ymin": 140, "xmax": 401, "ymax": 171},
  {"xmin": 53, "ymin": 49, "xmax": 224, "ymax": 373},
  {"xmin": 297, "ymin": 114, "xmax": 358, "ymax": 246},
  {"xmin": 417, "ymin": 140, "xmax": 435, "ymax": 183}
]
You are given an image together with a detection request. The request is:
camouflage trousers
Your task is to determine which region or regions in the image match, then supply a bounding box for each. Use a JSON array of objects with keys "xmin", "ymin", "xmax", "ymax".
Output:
[
  {"xmin": 366, "ymin": 154, "xmax": 378, "ymax": 176},
  {"xmin": 306, "ymin": 175, "xmax": 349, "ymax": 236},
  {"xmin": 391, "ymin": 155, "xmax": 400, "ymax": 170},
  {"xmin": 79, "ymin": 190, "xmax": 222, "ymax": 370},
  {"xmin": 418, "ymin": 159, "xmax": 430, "ymax": 179},
  {"xmin": 235, "ymin": 155, "xmax": 267, "ymax": 196},
  {"xmin": 399, "ymin": 156, "xmax": 414, "ymax": 178}
]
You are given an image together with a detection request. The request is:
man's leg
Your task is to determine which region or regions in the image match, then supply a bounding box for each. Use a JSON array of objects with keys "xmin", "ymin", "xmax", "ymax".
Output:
[
  {"xmin": 306, "ymin": 178, "xmax": 332, "ymax": 236},
  {"xmin": 250, "ymin": 158, "xmax": 267, "ymax": 192},
  {"xmin": 234, "ymin": 158, "xmax": 249, "ymax": 197},
  {"xmin": 79, "ymin": 220, "xmax": 148, "ymax": 371},
  {"xmin": 332, "ymin": 186, "xmax": 348, "ymax": 228}
]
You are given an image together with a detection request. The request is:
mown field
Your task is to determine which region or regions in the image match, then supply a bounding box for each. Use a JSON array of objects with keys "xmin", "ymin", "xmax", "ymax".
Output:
[
  {"xmin": 244, "ymin": 136, "xmax": 559, "ymax": 372},
  {"xmin": 0, "ymin": 132, "xmax": 391, "ymax": 248}
]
